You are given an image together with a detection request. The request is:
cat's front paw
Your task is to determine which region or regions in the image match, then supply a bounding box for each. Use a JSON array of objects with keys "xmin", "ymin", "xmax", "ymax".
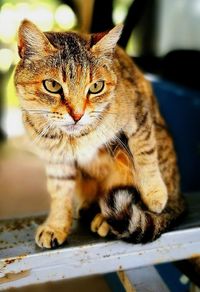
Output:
[
  {"xmin": 35, "ymin": 224, "xmax": 68, "ymax": 248},
  {"xmin": 91, "ymin": 213, "xmax": 110, "ymax": 237},
  {"xmin": 142, "ymin": 186, "xmax": 168, "ymax": 213}
]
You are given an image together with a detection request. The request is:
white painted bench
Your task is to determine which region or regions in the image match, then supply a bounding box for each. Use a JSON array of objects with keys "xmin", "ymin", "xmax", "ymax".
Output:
[{"xmin": 0, "ymin": 192, "xmax": 200, "ymax": 290}]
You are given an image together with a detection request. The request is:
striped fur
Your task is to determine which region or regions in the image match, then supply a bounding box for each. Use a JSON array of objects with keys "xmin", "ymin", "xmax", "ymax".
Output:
[
  {"xmin": 14, "ymin": 20, "xmax": 185, "ymax": 248},
  {"xmin": 100, "ymin": 186, "xmax": 185, "ymax": 242}
]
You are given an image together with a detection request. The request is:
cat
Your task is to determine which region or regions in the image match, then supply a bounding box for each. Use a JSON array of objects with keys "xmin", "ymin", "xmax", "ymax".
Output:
[{"xmin": 14, "ymin": 20, "xmax": 185, "ymax": 248}]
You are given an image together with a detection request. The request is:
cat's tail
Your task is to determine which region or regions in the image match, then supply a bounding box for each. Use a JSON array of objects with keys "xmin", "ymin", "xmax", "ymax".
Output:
[{"xmin": 100, "ymin": 186, "xmax": 186, "ymax": 243}]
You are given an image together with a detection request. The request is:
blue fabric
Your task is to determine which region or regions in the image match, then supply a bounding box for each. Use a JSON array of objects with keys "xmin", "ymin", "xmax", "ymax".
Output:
[
  {"xmin": 156, "ymin": 263, "xmax": 190, "ymax": 291},
  {"xmin": 104, "ymin": 273, "xmax": 125, "ymax": 292},
  {"xmin": 152, "ymin": 80, "xmax": 200, "ymax": 192}
]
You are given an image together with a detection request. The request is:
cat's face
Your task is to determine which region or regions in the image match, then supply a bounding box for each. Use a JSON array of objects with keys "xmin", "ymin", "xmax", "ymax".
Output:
[{"xmin": 15, "ymin": 20, "xmax": 122, "ymax": 137}]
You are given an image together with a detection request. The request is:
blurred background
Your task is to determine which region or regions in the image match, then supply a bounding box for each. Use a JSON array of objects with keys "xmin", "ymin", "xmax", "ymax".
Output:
[{"xmin": 0, "ymin": 0, "xmax": 200, "ymax": 291}]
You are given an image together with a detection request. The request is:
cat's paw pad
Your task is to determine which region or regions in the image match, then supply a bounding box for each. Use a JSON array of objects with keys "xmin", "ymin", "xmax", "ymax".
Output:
[
  {"xmin": 91, "ymin": 213, "xmax": 110, "ymax": 237},
  {"xmin": 144, "ymin": 189, "xmax": 167, "ymax": 213},
  {"xmin": 35, "ymin": 224, "xmax": 68, "ymax": 248}
]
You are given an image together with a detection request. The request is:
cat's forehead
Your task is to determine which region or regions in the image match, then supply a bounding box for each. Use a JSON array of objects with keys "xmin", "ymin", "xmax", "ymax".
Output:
[
  {"xmin": 45, "ymin": 32, "xmax": 90, "ymax": 63},
  {"xmin": 44, "ymin": 32, "xmax": 93, "ymax": 82},
  {"xmin": 43, "ymin": 31, "xmax": 111, "ymax": 85}
]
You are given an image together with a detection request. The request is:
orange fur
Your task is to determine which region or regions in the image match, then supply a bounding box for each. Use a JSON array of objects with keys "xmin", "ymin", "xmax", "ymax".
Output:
[{"xmin": 14, "ymin": 20, "xmax": 185, "ymax": 248}]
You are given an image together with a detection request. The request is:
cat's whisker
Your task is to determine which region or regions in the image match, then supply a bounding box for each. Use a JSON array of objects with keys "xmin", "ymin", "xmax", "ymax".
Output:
[
  {"xmin": 91, "ymin": 111, "xmax": 118, "ymax": 116},
  {"xmin": 53, "ymin": 120, "xmax": 71, "ymax": 126},
  {"xmin": 105, "ymin": 141, "xmax": 115, "ymax": 157},
  {"xmin": 94, "ymin": 124, "xmax": 115, "ymax": 157},
  {"xmin": 32, "ymin": 125, "xmax": 49, "ymax": 145},
  {"xmin": 115, "ymin": 136, "xmax": 130, "ymax": 155},
  {"xmin": 22, "ymin": 108, "xmax": 52, "ymax": 115},
  {"xmin": 32, "ymin": 121, "xmax": 55, "ymax": 145},
  {"xmin": 101, "ymin": 123, "xmax": 131, "ymax": 159}
]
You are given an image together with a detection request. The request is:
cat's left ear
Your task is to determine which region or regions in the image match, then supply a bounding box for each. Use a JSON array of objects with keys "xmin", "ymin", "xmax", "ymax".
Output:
[
  {"xmin": 18, "ymin": 19, "xmax": 56, "ymax": 60},
  {"xmin": 91, "ymin": 24, "xmax": 123, "ymax": 55}
]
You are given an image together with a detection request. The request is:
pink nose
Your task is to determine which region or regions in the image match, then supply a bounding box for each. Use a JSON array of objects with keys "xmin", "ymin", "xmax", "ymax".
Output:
[{"xmin": 70, "ymin": 111, "xmax": 84, "ymax": 122}]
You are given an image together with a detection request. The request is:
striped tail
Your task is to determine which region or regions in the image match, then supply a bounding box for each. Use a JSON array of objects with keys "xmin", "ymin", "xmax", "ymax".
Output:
[{"xmin": 100, "ymin": 186, "xmax": 186, "ymax": 243}]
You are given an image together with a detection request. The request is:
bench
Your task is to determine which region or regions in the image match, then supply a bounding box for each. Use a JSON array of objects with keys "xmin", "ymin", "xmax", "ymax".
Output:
[{"xmin": 0, "ymin": 192, "xmax": 199, "ymax": 290}]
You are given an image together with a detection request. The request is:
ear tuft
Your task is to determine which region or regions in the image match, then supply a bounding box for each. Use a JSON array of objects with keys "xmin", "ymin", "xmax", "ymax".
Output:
[
  {"xmin": 91, "ymin": 24, "xmax": 123, "ymax": 54},
  {"xmin": 18, "ymin": 19, "xmax": 56, "ymax": 60}
]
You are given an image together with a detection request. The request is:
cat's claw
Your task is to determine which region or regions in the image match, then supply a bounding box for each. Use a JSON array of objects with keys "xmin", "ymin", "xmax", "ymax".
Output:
[
  {"xmin": 91, "ymin": 213, "xmax": 110, "ymax": 237},
  {"xmin": 35, "ymin": 224, "xmax": 68, "ymax": 248}
]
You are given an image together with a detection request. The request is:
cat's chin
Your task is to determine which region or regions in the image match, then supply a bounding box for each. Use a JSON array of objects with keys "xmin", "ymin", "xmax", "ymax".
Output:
[{"xmin": 60, "ymin": 124, "xmax": 89, "ymax": 136}]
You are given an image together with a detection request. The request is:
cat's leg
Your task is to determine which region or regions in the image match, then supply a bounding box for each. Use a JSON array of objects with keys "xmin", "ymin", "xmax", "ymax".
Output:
[
  {"xmin": 125, "ymin": 113, "xmax": 168, "ymax": 213},
  {"xmin": 90, "ymin": 149, "xmax": 135, "ymax": 238},
  {"xmin": 76, "ymin": 173, "xmax": 111, "ymax": 237},
  {"xmin": 35, "ymin": 163, "xmax": 76, "ymax": 248}
]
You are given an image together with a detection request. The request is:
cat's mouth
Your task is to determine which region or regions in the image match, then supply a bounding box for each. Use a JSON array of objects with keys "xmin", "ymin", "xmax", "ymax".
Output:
[{"xmin": 60, "ymin": 123, "xmax": 86, "ymax": 135}]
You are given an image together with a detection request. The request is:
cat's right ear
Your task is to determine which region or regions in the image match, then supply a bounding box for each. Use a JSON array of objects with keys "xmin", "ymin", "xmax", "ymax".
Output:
[
  {"xmin": 91, "ymin": 24, "xmax": 123, "ymax": 55},
  {"xmin": 18, "ymin": 20, "xmax": 56, "ymax": 60}
]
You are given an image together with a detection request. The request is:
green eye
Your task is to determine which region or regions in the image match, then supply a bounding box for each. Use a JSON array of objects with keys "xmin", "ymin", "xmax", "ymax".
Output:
[
  {"xmin": 43, "ymin": 79, "xmax": 62, "ymax": 93},
  {"xmin": 88, "ymin": 80, "xmax": 105, "ymax": 94}
]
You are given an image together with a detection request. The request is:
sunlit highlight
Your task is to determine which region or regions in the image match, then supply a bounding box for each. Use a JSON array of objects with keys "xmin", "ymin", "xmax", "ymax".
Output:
[
  {"xmin": 0, "ymin": 48, "xmax": 13, "ymax": 72},
  {"xmin": 55, "ymin": 4, "xmax": 77, "ymax": 30}
]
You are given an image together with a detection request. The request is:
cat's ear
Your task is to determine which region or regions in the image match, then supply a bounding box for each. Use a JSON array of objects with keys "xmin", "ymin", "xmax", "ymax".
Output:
[
  {"xmin": 18, "ymin": 19, "xmax": 56, "ymax": 60},
  {"xmin": 91, "ymin": 24, "xmax": 123, "ymax": 55}
]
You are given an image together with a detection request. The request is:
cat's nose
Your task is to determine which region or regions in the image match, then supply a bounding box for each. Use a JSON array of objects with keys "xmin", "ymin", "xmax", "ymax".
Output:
[{"xmin": 70, "ymin": 111, "xmax": 84, "ymax": 122}]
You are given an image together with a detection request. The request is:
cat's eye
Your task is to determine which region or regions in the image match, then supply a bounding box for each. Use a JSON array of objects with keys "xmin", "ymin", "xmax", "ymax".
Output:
[
  {"xmin": 43, "ymin": 79, "xmax": 62, "ymax": 94},
  {"xmin": 88, "ymin": 80, "xmax": 105, "ymax": 94}
]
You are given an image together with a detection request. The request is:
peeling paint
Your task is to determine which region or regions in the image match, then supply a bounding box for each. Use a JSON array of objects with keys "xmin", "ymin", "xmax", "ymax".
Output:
[
  {"xmin": 0, "ymin": 270, "xmax": 30, "ymax": 284},
  {"xmin": 3, "ymin": 254, "xmax": 27, "ymax": 266}
]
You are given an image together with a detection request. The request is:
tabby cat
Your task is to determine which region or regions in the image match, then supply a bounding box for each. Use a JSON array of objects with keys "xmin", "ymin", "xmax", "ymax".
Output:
[{"xmin": 15, "ymin": 20, "xmax": 185, "ymax": 248}]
